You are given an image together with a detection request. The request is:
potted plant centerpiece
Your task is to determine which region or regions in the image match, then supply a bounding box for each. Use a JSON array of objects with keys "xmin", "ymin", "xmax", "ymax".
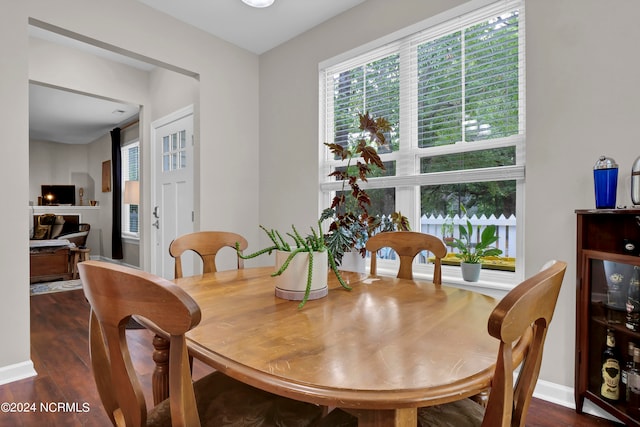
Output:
[
  {"xmin": 237, "ymin": 222, "xmax": 351, "ymax": 308},
  {"xmin": 321, "ymin": 112, "xmax": 410, "ymax": 268},
  {"xmin": 451, "ymin": 208, "xmax": 503, "ymax": 282}
]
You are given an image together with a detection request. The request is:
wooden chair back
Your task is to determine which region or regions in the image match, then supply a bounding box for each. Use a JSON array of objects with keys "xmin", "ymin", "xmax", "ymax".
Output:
[
  {"xmin": 482, "ymin": 260, "xmax": 566, "ymax": 427},
  {"xmin": 365, "ymin": 231, "xmax": 447, "ymax": 283},
  {"xmin": 169, "ymin": 231, "xmax": 248, "ymax": 278},
  {"xmin": 78, "ymin": 260, "xmax": 202, "ymax": 427}
]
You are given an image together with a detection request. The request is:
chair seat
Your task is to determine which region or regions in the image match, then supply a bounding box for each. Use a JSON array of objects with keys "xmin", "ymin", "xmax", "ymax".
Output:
[
  {"xmin": 417, "ymin": 397, "xmax": 484, "ymax": 427},
  {"xmin": 148, "ymin": 371, "xmax": 324, "ymax": 427}
]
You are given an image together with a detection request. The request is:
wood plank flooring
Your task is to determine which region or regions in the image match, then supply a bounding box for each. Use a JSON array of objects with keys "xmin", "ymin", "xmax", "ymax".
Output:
[{"xmin": 0, "ymin": 289, "xmax": 624, "ymax": 426}]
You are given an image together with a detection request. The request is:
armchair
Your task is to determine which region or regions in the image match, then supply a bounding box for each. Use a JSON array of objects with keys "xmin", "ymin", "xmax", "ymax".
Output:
[
  {"xmin": 32, "ymin": 214, "xmax": 65, "ymax": 240},
  {"xmin": 29, "ymin": 217, "xmax": 91, "ymax": 283},
  {"xmin": 58, "ymin": 223, "xmax": 90, "ymax": 248}
]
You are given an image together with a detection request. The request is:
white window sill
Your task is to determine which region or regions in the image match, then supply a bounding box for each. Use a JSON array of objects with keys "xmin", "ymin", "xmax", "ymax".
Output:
[
  {"xmin": 374, "ymin": 264, "xmax": 515, "ymax": 299},
  {"xmin": 122, "ymin": 235, "xmax": 139, "ymax": 244}
]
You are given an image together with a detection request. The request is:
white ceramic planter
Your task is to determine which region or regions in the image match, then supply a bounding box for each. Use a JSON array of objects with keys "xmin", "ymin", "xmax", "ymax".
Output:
[
  {"xmin": 460, "ymin": 262, "xmax": 482, "ymax": 282},
  {"xmin": 337, "ymin": 249, "xmax": 367, "ymax": 273},
  {"xmin": 274, "ymin": 250, "xmax": 328, "ymax": 301}
]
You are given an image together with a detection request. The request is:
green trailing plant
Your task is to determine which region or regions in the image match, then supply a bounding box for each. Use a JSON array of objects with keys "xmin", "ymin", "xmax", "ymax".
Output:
[
  {"xmin": 451, "ymin": 207, "xmax": 502, "ymax": 264},
  {"xmin": 322, "ymin": 112, "xmax": 410, "ymax": 265},
  {"xmin": 441, "ymin": 211, "xmax": 455, "ymax": 241},
  {"xmin": 236, "ymin": 222, "xmax": 351, "ymax": 309}
]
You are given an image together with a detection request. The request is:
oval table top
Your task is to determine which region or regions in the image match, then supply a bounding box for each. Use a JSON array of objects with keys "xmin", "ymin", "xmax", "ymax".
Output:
[{"xmin": 174, "ymin": 266, "xmax": 499, "ymax": 411}]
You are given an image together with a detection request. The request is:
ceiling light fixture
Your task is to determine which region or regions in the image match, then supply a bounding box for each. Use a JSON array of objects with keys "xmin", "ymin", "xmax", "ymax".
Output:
[{"xmin": 241, "ymin": 0, "xmax": 274, "ymax": 8}]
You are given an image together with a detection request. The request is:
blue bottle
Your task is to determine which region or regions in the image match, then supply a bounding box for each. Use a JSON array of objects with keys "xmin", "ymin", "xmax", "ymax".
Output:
[{"xmin": 594, "ymin": 156, "xmax": 618, "ymax": 209}]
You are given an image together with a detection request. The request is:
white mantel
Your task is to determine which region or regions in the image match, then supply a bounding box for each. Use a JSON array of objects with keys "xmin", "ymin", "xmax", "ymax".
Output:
[{"xmin": 31, "ymin": 205, "xmax": 100, "ymax": 214}]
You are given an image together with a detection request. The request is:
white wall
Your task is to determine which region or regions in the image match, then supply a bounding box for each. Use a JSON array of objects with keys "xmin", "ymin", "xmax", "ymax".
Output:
[
  {"xmin": 526, "ymin": 0, "xmax": 640, "ymax": 390},
  {"xmin": 87, "ymin": 133, "xmax": 113, "ymax": 259},
  {"xmin": 0, "ymin": 1, "xmax": 32, "ymax": 382},
  {"xmin": 29, "ymin": 139, "xmax": 90, "ymax": 203},
  {"xmin": 29, "ymin": 140, "xmax": 102, "ymax": 256},
  {"xmin": 258, "ymin": 0, "xmax": 640, "ymax": 403},
  {"xmin": 0, "ymin": 0, "xmax": 260, "ymax": 382}
]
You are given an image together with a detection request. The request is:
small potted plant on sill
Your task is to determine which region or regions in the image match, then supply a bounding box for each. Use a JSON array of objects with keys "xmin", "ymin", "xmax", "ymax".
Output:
[
  {"xmin": 322, "ymin": 112, "xmax": 410, "ymax": 267},
  {"xmin": 450, "ymin": 209, "xmax": 502, "ymax": 282},
  {"xmin": 441, "ymin": 214, "xmax": 455, "ymax": 246},
  {"xmin": 236, "ymin": 222, "xmax": 351, "ymax": 309}
]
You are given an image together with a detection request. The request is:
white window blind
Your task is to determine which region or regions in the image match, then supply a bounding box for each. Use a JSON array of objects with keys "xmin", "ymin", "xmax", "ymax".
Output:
[
  {"xmin": 121, "ymin": 141, "xmax": 139, "ymax": 237},
  {"xmin": 319, "ymin": 0, "xmax": 525, "ymax": 286}
]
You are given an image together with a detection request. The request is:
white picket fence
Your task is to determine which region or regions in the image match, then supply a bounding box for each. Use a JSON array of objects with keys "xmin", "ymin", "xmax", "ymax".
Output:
[{"xmin": 419, "ymin": 214, "xmax": 517, "ymax": 258}]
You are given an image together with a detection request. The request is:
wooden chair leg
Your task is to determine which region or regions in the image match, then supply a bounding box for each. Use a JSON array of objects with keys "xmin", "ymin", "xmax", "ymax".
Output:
[
  {"xmin": 71, "ymin": 250, "xmax": 80, "ymax": 279},
  {"xmin": 152, "ymin": 334, "xmax": 170, "ymax": 406}
]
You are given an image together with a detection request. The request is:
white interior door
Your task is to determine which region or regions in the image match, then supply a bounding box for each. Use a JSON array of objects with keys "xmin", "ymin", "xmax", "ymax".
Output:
[{"xmin": 151, "ymin": 106, "xmax": 194, "ymax": 279}]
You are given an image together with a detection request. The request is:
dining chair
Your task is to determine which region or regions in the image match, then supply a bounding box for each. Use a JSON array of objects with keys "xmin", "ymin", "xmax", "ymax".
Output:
[
  {"xmin": 169, "ymin": 231, "xmax": 248, "ymax": 278},
  {"xmin": 320, "ymin": 260, "xmax": 567, "ymax": 427},
  {"xmin": 417, "ymin": 259, "xmax": 567, "ymax": 427},
  {"xmin": 169, "ymin": 231, "xmax": 249, "ymax": 375},
  {"xmin": 365, "ymin": 231, "xmax": 447, "ymax": 284},
  {"xmin": 78, "ymin": 260, "xmax": 324, "ymax": 427}
]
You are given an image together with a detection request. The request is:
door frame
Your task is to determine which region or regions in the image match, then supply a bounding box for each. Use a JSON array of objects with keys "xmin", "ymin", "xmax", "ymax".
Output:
[{"xmin": 149, "ymin": 104, "xmax": 195, "ymax": 276}]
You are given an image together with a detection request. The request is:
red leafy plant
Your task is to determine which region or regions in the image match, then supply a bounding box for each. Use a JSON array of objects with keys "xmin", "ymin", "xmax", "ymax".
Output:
[{"xmin": 321, "ymin": 112, "xmax": 409, "ymax": 265}]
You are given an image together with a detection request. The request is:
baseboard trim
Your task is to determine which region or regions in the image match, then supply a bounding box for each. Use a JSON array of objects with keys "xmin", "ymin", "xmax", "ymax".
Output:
[
  {"xmin": 533, "ymin": 379, "xmax": 622, "ymax": 423},
  {"xmin": 0, "ymin": 360, "xmax": 37, "ymax": 386}
]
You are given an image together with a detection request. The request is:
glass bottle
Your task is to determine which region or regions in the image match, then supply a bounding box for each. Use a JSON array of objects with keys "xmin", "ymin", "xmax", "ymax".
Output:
[
  {"xmin": 626, "ymin": 267, "xmax": 640, "ymax": 331},
  {"xmin": 623, "ymin": 342, "xmax": 635, "ymax": 402},
  {"xmin": 601, "ymin": 329, "xmax": 621, "ymax": 401},
  {"xmin": 629, "ymin": 347, "xmax": 640, "ymax": 417}
]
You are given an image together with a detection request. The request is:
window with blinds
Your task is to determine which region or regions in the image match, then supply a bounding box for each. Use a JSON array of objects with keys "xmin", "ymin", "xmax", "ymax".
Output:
[
  {"xmin": 122, "ymin": 141, "xmax": 139, "ymax": 237},
  {"xmin": 320, "ymin": 0, "xmax": 525, "ymax": 284}
]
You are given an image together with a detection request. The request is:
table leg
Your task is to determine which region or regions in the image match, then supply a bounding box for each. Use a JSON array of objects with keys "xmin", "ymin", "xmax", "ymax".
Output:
[{"xmin": 152, "ymin": 334, "xmax": 170, "ymax": 406}]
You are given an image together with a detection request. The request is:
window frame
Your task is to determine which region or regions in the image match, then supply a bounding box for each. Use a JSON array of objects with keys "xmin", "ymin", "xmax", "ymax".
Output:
[{"xmin": 319, "ymin": 0, "xmax": 525, "ymax": 287}]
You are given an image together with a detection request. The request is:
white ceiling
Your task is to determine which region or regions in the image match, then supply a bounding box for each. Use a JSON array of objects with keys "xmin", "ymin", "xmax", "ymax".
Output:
[
  {"xmin": 136, "ymin": 0, "xmax": 366, "ymax": 55},
  {"xmin": 30, "ymin": 0, "xmax": 365, "ymax": 144},
  {"xmin": 29, "ymin": 84, "xmax": 139, "ymax": 145}
]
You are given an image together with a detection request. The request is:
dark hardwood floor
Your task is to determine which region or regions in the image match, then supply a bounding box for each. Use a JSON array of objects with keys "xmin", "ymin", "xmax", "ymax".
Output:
[{"xmin": 0, "ymin": 289, "xmax": 623, "ymax": 426}]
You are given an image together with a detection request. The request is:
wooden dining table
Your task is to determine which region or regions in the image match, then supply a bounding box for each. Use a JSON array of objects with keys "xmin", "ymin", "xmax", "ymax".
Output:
[{"xmin": 149, "ymin": 266, "xmax": 500, "ymax": 427}]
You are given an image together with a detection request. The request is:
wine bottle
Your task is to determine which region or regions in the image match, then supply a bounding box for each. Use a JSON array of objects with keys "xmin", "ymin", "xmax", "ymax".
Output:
[
  {"xmin": 623, "ymin": 342, "xmax": 635, "ymax": 402},
  {"xmin": 629, "ymin": 347, "xmax": 640, "ymax": 417},
  {"xmin": 601, "ymin": 329, "xmax": 621, "ymax": 401},
  {"xmin": 626, "ymin": 267, "xmax": 640, "ymax": 331}
]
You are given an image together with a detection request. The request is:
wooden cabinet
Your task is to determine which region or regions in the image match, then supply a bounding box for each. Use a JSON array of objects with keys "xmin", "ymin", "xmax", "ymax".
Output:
[
  {"xmin": 576, "ymin": 209, "xmax": 640, "ymax": 425},
  {"xmin": 29, "ymin": 246, "xmax": 72, "ymax": 283}
]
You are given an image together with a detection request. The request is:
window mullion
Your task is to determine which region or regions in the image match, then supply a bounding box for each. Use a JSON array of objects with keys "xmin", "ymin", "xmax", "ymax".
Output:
[{"xmin": 320, "ymin": 165, "xmax": 525, "ymax": 191}]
